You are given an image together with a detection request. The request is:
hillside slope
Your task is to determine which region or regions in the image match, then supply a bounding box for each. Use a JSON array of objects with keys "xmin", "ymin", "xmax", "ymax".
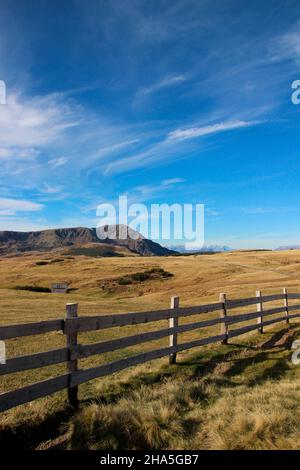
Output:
[{"xmin": 0, "ymin": 226, "xmax": 176, "ymax": 257}]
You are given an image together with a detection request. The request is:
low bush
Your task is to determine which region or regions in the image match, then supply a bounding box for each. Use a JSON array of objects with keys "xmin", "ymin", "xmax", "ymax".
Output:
[
  {"xmin": 116, "ymin": 268, "xmax": 173, "ymax": 286},
  {"xmin": 161, "ymin": 271, "xmax": 173, "ymax": 278},
  {"xmin": 144, "ymin": 268, "xmax": 164, "ymax": 274},
  {"xmin": 117, "ymin": 277, "xmax": 132, "ymax": 285},
  {"xmin": 130, "ymin": 272, "xmax": 150, "ymax": 282},
  {"xmin": 13, "ymin": 285, "xmax": 51, "ymax": 293},
  {"xmin": 144, "ymin": 268, "xmax": 173, "ymax": 277}
]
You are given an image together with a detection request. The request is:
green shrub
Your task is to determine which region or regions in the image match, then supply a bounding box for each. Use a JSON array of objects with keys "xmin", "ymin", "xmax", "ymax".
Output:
[
  {"xmin": 118, "ymin": 277, "xmax": 132, "ymax": 285},
  {"xmin": 162, "ymin": 271, "xmax": 173, "ymax": 278},
  {"xmin": 13, "ymin": 285, "xmax": 51, "ymax": 293},
  {"xmin": 132, "ymin": 273, "xmax": 143, "ymax": 281},
  {"xmin": 116, "ymin": 268, "xmax": 173, "ymax": 286},
  {"xmin": 130, "ymin": 272, "xmax": 150, "ymax": 282},
  {"xmin": 144, "ymin": 268, "xmax": 173, "ymax": 278},
  {"xmin": 145, "ymin": 268, "xmax": 164, "ymax": 274}
]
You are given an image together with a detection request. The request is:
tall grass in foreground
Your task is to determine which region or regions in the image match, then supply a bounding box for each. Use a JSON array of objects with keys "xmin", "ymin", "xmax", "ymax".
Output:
[
  {"xmin": 2, "ymin": 324, "xmax": 300, "ymax": 450},
  {"xmin": 65, "ymin": 378, "xmax": 300, "ymax": 450},
  {"xmin": 64, "ymin": 325, "xmax": 300, "ymax": 450}
]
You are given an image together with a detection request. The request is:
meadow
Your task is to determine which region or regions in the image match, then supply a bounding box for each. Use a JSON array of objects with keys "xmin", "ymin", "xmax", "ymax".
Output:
[{"xmin": 1, "ymin": 249, "xmax": 300, "ymax": 449}]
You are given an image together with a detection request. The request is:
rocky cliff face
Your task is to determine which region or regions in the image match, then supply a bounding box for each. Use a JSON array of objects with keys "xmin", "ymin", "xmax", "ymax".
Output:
[{"xmin": 0, "ymin": 226, "xmax": 176, "ymax": 257}]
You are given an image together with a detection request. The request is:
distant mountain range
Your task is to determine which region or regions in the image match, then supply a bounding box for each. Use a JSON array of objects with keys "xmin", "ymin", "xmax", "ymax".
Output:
[
  {"xmin": 275, "ymin": 245, "xmax": 300, "ymax": 251},
  {"xmin": 0, "ymin": 226, "xmax": 176, "ymax": 257},
  {"xmin": 169, "ymin": 245, "xmax": 232, "ymax": 253}
]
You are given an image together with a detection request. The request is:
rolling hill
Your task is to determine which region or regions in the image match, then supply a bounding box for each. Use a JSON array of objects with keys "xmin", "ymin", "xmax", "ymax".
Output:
[{"xmin": 0, "ymin": 226, "xmax": 176, "ymax": 257}]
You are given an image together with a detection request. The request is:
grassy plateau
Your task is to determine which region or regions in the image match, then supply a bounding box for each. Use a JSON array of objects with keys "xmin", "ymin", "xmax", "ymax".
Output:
[{"xmin": 1, "ymin": 249, "xmax": 300, "ymax": 449}]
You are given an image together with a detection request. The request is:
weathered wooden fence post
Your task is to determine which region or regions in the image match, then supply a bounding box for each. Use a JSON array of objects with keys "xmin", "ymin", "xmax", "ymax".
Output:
[
  {"xmin": 219, "ymin": 293, "xmax": 228, "ymax": 344},
  {"xmin": 283, "ymin": 287, "xmax": 289, "ymax": 325},
  {"xmin": 256, "ymin": 290, "xmax": 263, "ymax": 333},
  {"xmin": 66, "ymin": 303, "xmax": 78, "ymax": 408},
  {"xmin": 169, "ymin": 296, "xmax": 179, "ymax": 364}
]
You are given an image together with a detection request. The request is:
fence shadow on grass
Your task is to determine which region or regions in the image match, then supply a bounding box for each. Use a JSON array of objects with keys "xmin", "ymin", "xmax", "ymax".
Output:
[
  {"xmin": 1, "ymin": 316, "xmax": 300, "ymax": 449},
  {"xmin": 175, "ymin": 324, "xmax": 300, "ymax": 389}
]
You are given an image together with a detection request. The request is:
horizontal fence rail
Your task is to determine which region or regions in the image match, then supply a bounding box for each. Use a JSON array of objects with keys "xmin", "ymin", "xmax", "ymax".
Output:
[
  {"xmin": 1, "ymin": 288, "xmax": 300, "ymax": 413},
  {"xmin": 64, "ymin": 303, "xmax": 224, "ymax": 334},
  {"xmin": 0, "ymin": 319, "xmax": 64, "ymax": 340}
]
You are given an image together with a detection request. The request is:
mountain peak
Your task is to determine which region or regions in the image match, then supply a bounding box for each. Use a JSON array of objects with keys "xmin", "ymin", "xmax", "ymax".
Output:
[
  {"xmin": 0, "ymin": 226, "xmax": 175, "ymax": 257},
  {"xmin": 169, "ymin": 244, "xmax": 232, "ymax": 253}
]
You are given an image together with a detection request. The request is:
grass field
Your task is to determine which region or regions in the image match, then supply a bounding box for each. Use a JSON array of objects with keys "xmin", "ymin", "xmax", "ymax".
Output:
[{"xmin": 1, "ymin": 249, "xmax": 300, "ymax": 449}]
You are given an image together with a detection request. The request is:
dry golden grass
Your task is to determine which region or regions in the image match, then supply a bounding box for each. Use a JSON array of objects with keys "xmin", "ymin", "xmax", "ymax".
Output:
[
  {"xmin": 64, "ymin": 378, "xmax": 300, "ymax": 450},
  {"xmin": 62, "ymin": 326, "xmax": 300, "ymax": 450},
  {"xmin": 1, "ymin": 248, "xmax": 300, "ymax": 449},
  {"xmin": 193, "ymin": 380, "xmax": 300, "ymax": 450},
  {"xmin": 2, "ymin": 248, "xmax": 300, "ymax": 316}
]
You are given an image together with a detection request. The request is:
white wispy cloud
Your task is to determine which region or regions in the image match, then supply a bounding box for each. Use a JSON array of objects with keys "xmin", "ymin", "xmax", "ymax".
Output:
[
  {"xmin": 103, "ymin": 139, "xmax": 173, "ymax": 175},
  {"xmin": 39, "ymin": 184, "xmax": 63, "ymax": 195},
  {"xmin": 168, "ymin": 120, "xmax": 264, "ymax": 141},
  {"xmin": 242, "ymin": 207, "xmax": 294, "ymax": 215},
  {"xmin": 0, "ymin": 147, "xmax": 39, "ymax": 159},
  {"xmin": 206, "ymin": 208, "xmax": 222, "ymax": 217},
  {"xmin": 49, "ymin": 157, "xmax": 69, "ymax": 168},
  {"xmin": 270, "ymin": 20, "xmax": 300, "ymax": 63},
  {"xmin": 104, "ymin": 119, "xmax": 266, "ymax": 175},
  {"xmin": 0, "ymin": 92, "xmax": 80, "ymax": 156},
  {"xmin": 100, "ymin": 139, "xmax": 140, "ymax": 153},
  {"xmin": 0, "ymin": 198, "xmax": 43, "ymax": 216},
  {"xmin": 89, "ymin": 139, "xmax": 140, "ymax": 162},
  {"xmin": 137, "ymin": 74, "xmax": 187, "ymax": 98},
  {"xmin": 134, "ymin": 177, "xmax": 186, "ymax": 197},
  {"xmin": 161, "ymin": 178, "xmax": 186, "ymax": 186}
]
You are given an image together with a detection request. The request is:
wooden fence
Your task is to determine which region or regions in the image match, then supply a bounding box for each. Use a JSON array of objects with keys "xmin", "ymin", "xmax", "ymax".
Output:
[{"xmin": 1, "ymin": 287, "xmax": 300, "ymax": 413}]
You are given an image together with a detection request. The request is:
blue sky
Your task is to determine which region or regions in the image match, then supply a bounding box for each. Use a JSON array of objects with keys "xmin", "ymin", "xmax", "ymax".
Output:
[{"xmin": 1, "ymin": 0, "xmax": 300, "ymax": 248}]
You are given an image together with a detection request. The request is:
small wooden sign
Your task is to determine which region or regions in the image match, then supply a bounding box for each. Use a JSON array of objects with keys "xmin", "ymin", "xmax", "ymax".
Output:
[{"xmin": 51, "ymin": 283, "xmax": 69, "ymax": 294}]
